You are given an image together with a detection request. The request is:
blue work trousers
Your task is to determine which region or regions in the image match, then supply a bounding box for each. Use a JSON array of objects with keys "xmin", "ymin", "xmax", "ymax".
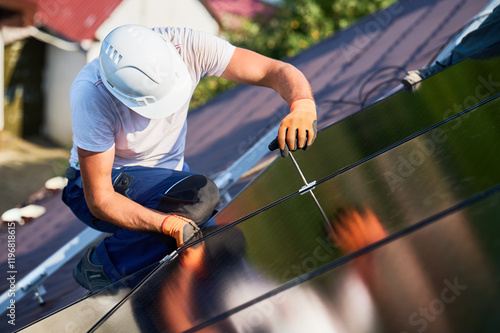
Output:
[{"xmin": 62, "ymin": 165, "xmax": 218, "ymax": 282}]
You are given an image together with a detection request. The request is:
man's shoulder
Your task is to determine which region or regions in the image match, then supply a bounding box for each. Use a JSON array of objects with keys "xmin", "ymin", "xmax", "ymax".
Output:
[
  {"xmin": 70, "ymin": 59, "xmax": 107, "ymax": 98},
  {"xmin": 153, "ymin": 27, "xmax": 219, "ymax": 46},
  {"xmin": 72, "ymin": 58, "xmax": 101, "ymax": 87}
]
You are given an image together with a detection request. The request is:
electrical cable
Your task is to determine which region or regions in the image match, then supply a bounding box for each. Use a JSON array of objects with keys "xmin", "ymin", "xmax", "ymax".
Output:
[
  {"xmin": 318, "ymin": 65, "xmax": 407, "ymax": 112},
  {"xmin": 360, "ymin": 77, "xmax": 404, "ymax": 108},
  {"xmin": 356, "ymin": 65, "xmax": 408, "ymax": 105},
  {"xmin": 318, "ymin": 7, "xmax": 497, "ymax": 111}
]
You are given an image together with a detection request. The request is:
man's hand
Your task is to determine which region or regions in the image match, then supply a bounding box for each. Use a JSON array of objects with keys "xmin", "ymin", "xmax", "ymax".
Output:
[
  {"xmin": 162, "ymin": 215, "xmax": 202, "ymax": 247},
  {"xmin": 269, "ymin": 98, "xmax": 317, "ymax": 157}
]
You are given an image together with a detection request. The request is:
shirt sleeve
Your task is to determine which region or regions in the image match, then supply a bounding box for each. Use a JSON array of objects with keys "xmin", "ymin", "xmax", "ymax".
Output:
[
  {"xmin": 190, "ymin": 30, "xmax": 236, "ymax": 77},
  {"xmin": 70, "ymin": 81, "xmax": 116, "ymax": 153},
  {"xmin": 154, "ymin": 27, "xmax": 236, "ymax": 79}
]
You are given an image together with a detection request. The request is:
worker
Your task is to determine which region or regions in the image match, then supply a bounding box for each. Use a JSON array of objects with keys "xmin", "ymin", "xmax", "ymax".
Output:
[{"xmin": 62, "ymin": 24, "xmax": 317, "ymax": 293}]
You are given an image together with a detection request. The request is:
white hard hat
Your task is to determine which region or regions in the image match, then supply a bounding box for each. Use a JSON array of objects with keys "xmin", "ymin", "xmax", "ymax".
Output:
[{"xmin": 99, "ymin": 24, "xmax": 192, "ymax": 119}]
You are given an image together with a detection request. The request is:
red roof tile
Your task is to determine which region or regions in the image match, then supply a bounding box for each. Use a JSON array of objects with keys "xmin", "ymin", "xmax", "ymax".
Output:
[
  {"xmin": 0, "ymin": 0, "xmax": 122, "ymax": 41},
  {"xmin": 207, "ymin": 0, "xmax": 273, "ymax": 20},
  {"xmin": 34, "ymin": 0, "xmax": 122, "ymax": 41}
]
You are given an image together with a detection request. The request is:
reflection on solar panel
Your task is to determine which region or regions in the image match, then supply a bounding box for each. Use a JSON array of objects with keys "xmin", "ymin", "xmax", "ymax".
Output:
[{"xmin": 18, "ymin": 55, "xmax": 500, "ymax": 332}]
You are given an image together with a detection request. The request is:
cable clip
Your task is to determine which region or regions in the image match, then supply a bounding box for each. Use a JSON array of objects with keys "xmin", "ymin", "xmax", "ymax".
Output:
[
  {"xmin": 299, "ymin": 180, "xmax": 317, "ymax": 195},
  {"xmin": 160, "ymin": 250, "xmax": 178, "ymax": 264}
]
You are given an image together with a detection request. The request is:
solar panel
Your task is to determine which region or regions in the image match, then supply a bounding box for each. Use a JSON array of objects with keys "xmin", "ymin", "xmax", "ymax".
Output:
[
  {"xmin": 17, "ymin": 53, "xmax": 500, "ymax": 333},
  {"xmin": 190, "ymin": 190, "xmax": 500, "ymax": 332},
  {"xmin": 84, "ymin": 82, "xmax": 500, "ymax": 331},
  {"xmin": 215, "ymin": 56, "xmax": 500, "ymax": 225},
  {"xmin": 17, "ymin": 262, "xmax": 159, "ymax": 332}
]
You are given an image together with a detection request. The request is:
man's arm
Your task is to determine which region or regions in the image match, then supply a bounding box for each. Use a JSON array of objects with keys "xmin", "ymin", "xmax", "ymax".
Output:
[
  {"xmin": 78, "ymin": 147, "xmax": 165, "ymax": 233},
  {"xmin": 221, "ymin": 47, "xmax": 317, "ymax": 153},
  {"xmin": 78, "ymin": 147, "xmax": 201, "ymax": 246}
]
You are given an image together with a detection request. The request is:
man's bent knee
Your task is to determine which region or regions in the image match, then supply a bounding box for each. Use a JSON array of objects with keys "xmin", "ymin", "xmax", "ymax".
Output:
[{"xmin": 156, "ymin": 174, "xmax": 219, "ymax": 224}]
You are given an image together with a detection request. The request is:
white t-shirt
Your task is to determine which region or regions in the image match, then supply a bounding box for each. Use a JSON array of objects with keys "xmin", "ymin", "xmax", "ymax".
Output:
[{"xmin": 69, "ymin": 27, "xmax": 236, "ymax": 171}]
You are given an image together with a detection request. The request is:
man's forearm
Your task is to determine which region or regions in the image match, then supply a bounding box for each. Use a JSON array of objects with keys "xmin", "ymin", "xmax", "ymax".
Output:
[
  {"xmin": 266, "ymin": 62, "xmax": 314, "ymax": 105},
  {"xmin": 221, "ymin": 47, "xmax": 314, "ymax": 105},
  {"xmin": 86, "ymin": 189, "xmax": 165, "ymax": 233},
  {"xmin": 86, "ymin": 187, "xmax": 201, "ymax": 248}
]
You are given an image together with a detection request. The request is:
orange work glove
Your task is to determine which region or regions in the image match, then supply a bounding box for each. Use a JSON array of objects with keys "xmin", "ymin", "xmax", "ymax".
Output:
[
  {"xmin": 161, "ymin": 214, "xmax": 202, "ymax": 248},
  {"xmin": 269, "ymin": 98, "xmax": 317, "ymax": 157}
]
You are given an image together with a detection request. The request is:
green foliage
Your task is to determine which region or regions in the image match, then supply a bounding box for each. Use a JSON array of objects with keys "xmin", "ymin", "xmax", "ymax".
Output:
[
  {"xmin": 190, "ymin": 76, "xmax": 238, "ymax": 110},
  {"xmin": 190, "ymin": 0, "xmax": 398, "ymax": 109}
]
